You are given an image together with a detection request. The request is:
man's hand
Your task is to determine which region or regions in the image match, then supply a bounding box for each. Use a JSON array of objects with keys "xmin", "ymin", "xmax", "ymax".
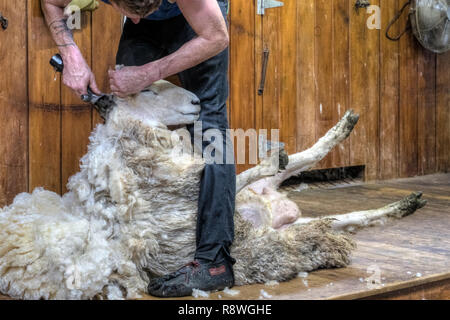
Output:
[
  {"xmin": 109, "ymin": 65, "xmax": 158, "ymax": 98},
  {"xmin": 62, "ymin": 49, "xmax": 101, "ymax": 96},
  {"xmin": 41, "ymin": 0, "xmax": 101, "ymax": 97}
]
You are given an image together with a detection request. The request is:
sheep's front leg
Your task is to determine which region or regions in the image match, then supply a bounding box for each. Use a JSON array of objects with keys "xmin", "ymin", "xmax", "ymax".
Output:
[
  {"xmin": 240, "ymin": 109, "xmax": 360, "ymax": 195},
  {"xmin": 293, "ymin": 192, "xmax": 427, "ymax": 232},
  {"xmin": 267, "ymin": 109, "xmax": 360, "ymax": 190},
  {"xmin": 236, "ymin": 110, "xmax": 360, "ymax": 230},
  {"xmin": 235, "ymin": 145, "xmax": 288, "ymax": 194}
]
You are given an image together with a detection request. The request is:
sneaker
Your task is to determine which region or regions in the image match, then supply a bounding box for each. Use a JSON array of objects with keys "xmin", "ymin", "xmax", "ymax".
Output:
[{"xmin": 147, "ymin": 259, "xmax": 234, "ymax": 297}]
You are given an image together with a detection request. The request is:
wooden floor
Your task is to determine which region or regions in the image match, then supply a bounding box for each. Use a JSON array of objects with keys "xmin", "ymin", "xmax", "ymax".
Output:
[
  {"xmin": 1, "ymin": 173, "xmax": 449, "ymax": 300},
  {"xmin": 141, "ymin": 173, "xmax": 450, "ymax": 300}
]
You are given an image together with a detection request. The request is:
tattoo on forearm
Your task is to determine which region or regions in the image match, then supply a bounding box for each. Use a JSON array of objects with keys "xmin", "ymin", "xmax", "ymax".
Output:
[
  {"xmin": 49, "ymin": 19, "xmax": 73, "ymax": 38},
  {"xmin": 49, "ymin": 19, "xmax": 75, "ymax": 48}
]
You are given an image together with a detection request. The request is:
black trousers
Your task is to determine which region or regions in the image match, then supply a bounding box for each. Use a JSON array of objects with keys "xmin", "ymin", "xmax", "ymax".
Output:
[{"xmin": 116, "ymin": 0, "xmax": 236, "ymax": 264}]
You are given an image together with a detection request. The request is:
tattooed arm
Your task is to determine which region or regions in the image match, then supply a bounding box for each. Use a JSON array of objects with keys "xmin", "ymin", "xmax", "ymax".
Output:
[{"xmin": 41, "ymin": 0, "xmax": 100, "ymax": 95}]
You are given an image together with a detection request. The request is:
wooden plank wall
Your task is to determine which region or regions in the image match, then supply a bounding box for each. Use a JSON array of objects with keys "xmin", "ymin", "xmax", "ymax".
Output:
[
  {"xmin": 0, "ymin": 1, "xmax": 120, "ymax": 206},
  {"xmin": 0, "ymin": 0, "xmax": 448, "ymax": 206},
  {"xmin": 0, "ymin": 0, "xmax": 28, "ymax": 206},
  {"xmin": 228, "ymin": 0, "xmax": 449, "ymax": 178}
]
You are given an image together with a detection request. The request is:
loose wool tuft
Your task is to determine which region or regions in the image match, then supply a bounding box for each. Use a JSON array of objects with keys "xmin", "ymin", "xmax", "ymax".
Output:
[{"xmin": 0, "ymin": 81, "xmax": 357, "ymax": 300}]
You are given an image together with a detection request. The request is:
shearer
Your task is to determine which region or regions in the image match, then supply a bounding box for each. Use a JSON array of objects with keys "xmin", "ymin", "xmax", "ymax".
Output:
[{"xmin": 41, "ymin": 0, "xmax": 236, "ymax": 297}]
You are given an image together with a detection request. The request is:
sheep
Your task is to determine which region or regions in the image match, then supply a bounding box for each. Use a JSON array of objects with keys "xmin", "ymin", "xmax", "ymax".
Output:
[{"xmin": 0, "ymin": 80, "xmax": 426, "ymax": 300}]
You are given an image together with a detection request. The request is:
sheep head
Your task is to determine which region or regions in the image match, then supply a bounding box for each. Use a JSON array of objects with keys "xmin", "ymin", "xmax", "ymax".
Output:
[{"xmin": 109, "ymin": 80, "xmax": 201, "ymax": 128}]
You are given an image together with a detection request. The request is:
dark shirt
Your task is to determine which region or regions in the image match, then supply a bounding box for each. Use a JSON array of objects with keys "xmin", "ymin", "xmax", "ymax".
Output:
[{"xmin": 101, "ymin": 0, "xmax": 182, "ymax": 20}]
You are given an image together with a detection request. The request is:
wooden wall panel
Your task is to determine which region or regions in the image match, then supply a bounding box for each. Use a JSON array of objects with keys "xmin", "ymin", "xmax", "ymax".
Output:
[
  {"xmin": 255, "ymin": 0, "xmax": 298, "ymax": 156},
  {"xmin": 278, "ymin": 0, "xmax": 297, "ymax": 155},
  {"xmin": 61, "ymin": 12, "xmax": 93, "ymax": 193},
  {"xmin": 229, "ymin": 0, "xmax": 256, "ymax": 172},
  {"xmin": 258, "ymin": 7, "xmax": 280, "ymax": 150},
  {"xmin": 254, "ymin": 12, "xmax": 263, "ymax": 142},
  {"xmin": 315, "ymin": 0, "xmax": 335, "ymax": 168},
  {"xmin": 379, "ymin": 0, "xmax": 400, "ymax": 180},
  {"xmin": 0, "ymin": 0, "xmax": 28, "ymax": 206},
  {"xmin": 332, "ymin": 0, "xmax": 351, "ymax": 168},
  {"xmin": 28, "ymin": 0, "xmax": 62, "ymax": 194},
  {"xmin": 314, "ymin": 0, "xmax": 351, "ymax": 169},
  {"xmin": 398, "ymin": 8, "xmax": 419, "ymax": 178},
  {"xmin": 92, "ymin": 1, "xmax": 122, "ymax": 127},
  {"xmin": 436, "ymin": 51, "xmax": 450, "ymax": 172},
  {"xmin": 417, "ymin": 48, "xmax": 436, "ymax": 176},
  {"xmin": 296, "ymin": 0, "xmax": 316, "ymax": 153},
  {"xmin": 349, "ymin": 2, "xmax": 380, "ymax": 180},
  {"xmin": 1, "ymin": 1, "xmax": 449, "ymax": 205}
]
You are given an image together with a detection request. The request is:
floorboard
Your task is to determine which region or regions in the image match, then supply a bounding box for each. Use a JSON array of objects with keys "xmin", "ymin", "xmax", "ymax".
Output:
[
  {"xmin": 141, "ymin": 173, "xmax": 450, "ymax": 300},
  {"xmin": 1, "ymin": 174, "xmax": 449, "ymax": 300}
]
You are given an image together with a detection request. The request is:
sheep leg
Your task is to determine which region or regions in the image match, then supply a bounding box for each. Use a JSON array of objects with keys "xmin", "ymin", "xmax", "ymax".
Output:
[
  {"xmin": 235, "ymin": 145, "xmax": 289, "ymax": 194},
  {"xmin": 233, "ymin": 192, "xmax": 426, "ymax": 285},
  {"xmin": 268, "ymin": 109, "xmax": 360, "ymax": 189},
  {"xmin": 292, "ymin": 192, "xmax": 427, "ymax": 232},
  {"xmin": 232, "ymin": 216, "xmax": 356, "ymax": 285},
  {"xmin": 237, "ymin": 109, "xmax": 359, "ymax": 194}
]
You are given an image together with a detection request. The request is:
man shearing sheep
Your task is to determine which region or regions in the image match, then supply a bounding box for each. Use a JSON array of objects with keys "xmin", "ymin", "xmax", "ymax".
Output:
[{"xmin": 41, "ymin": 0, "xmax": 236, "ymax": 298}]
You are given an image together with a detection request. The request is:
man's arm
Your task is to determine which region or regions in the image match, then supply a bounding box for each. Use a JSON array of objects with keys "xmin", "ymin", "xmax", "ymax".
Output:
[
  {"xmin": 41, "ymin": 0, "xmax": 100, "ymax": 95},
  {"xmin": 109, "ymin": 0, "xmax": 229, "ymax": 97}
]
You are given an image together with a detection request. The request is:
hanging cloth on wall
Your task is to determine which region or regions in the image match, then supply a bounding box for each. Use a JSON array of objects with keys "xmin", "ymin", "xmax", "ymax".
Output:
[{"xmin": 67, "ymin": 0, "xmax": 100, "ymax": 12}]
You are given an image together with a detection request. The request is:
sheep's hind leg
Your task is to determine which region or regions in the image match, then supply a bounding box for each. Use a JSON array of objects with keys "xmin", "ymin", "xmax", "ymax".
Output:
[
  {"xmin": 232, "ymin": 216, "xmax": 356, "ymax": 285},
  {"xmin": 232, "ymin": 192, "xmax": 426, "ymax": 285},
  {"xmin": 292, "ymin": 192, "xmax": 427, "ymax": 232}
]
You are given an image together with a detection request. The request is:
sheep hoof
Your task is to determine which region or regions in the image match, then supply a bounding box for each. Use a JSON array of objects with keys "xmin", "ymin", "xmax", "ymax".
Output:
[{"xmin": 389, "ymin": 192, "xmax": 427, "ymax": 218}]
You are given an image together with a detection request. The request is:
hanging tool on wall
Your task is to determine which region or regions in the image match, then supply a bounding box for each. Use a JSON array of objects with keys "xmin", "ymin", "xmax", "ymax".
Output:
[
  {"xmin": 50, "ymin": 53, "xmax": 116, "ymax": 120},
  {"xmin": 258, "ymin": 48, "xmax": 270, "ymax": 96},
  {"xmin": 0, "ymin": 12, "xmax": 8, "ymax": 30}
]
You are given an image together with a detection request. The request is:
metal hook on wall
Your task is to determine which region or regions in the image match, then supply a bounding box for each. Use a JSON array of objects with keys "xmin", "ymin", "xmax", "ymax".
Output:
[
  {"xmin": 258, "ymin": 48, "xmax": 270, "ymax": 96},
  {"xmin": 0, "ymin": 12, "xmax": 8, "ymax": 30},
  {"xmin": 385, "ymin": 0, "xmax": 412, "ymax": 41},
  {"xmin": 355, "ymin": 0, "xmax": 371, "ymax": 12}
]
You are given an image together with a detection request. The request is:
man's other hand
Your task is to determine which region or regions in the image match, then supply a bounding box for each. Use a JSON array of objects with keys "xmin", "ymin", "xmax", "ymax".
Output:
[
  {"xmin": 109, "ymin": 66, "xmax": 155, "ymax": 98},
  {"xmin": 62, "ymin": 49, "xmax": 101, "ymax": 97}
]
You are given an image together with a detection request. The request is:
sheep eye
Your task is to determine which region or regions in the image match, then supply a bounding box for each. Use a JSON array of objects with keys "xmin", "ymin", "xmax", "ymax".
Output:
[{"xmin": 142, "ymin": 89, "xmax": 159, "ymax": 96}]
